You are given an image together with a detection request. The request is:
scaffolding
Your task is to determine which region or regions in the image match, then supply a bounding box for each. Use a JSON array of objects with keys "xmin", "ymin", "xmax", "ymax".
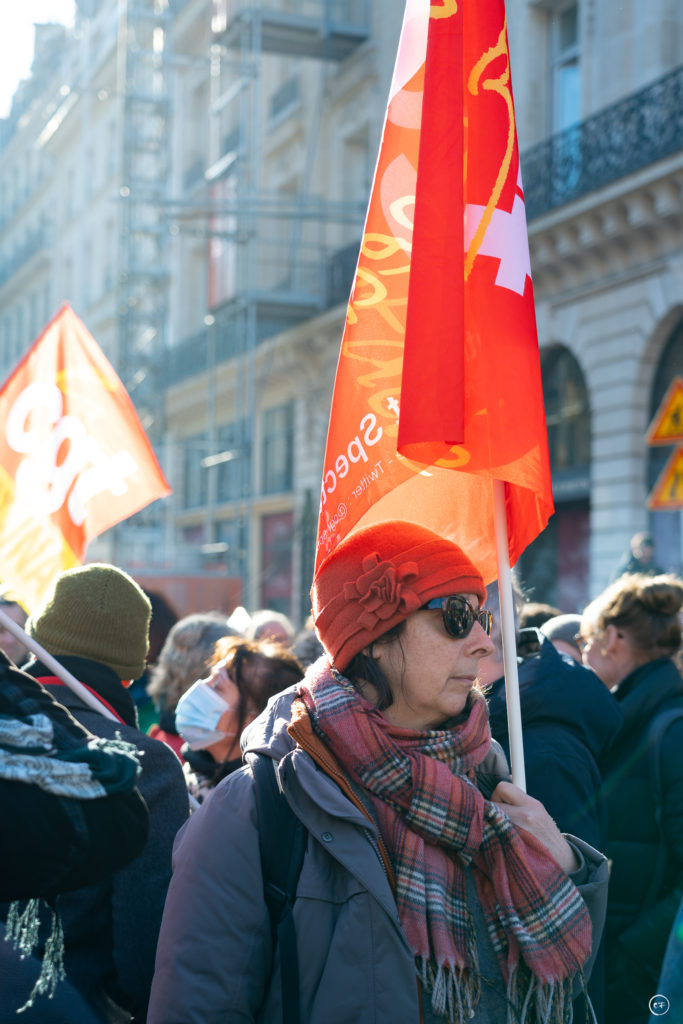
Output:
[
  {"xmin": 117, "ymin": 0, "xmax": 172, "ymax": 424},
  {"xmin": 115, "ymin": 0, "xmax": 173, "ymax": 561},
  {"xmin": 169, "ymin": 0, "xmax": 370, "ymax": 609}
]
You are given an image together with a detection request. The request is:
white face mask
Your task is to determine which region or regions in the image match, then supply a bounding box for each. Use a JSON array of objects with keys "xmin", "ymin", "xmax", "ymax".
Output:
[{"xmin": 175, "ymin": 678, "xmax": 235, "ymax": 751}]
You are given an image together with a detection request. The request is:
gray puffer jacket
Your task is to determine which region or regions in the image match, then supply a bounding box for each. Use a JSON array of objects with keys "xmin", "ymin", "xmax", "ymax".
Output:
[{"xmin": 148, "ymin": 688, "xmax": 608, "ymax": 1024}]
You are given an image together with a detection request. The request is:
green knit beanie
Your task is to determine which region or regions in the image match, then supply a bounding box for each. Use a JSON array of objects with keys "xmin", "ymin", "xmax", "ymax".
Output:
[{"xmin": 27, "ymin": 564, "xmax": 152, "ymax": 681}]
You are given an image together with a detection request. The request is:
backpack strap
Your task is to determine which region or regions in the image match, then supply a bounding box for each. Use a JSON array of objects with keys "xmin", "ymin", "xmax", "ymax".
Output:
[
  {"xmin": 247, "ymin": 751, "xmax": 308, "ymax": 1024},
  {"xmin": 642, "ymin": 708, "xmax": 683, "ymax": 909}
]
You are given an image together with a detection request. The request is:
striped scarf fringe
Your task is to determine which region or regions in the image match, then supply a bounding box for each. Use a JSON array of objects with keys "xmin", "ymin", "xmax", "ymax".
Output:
[
  {"xmin": 1, "ymin": 714, "xmax": 142, "ymax": 1011},
  {"xmin": 4, "ymin": 899, "xmax": 66, "ymax": 1012},
  {"xmin": 506, "ymin": 966, "xmax": 597, "ymax": 1024},
  {"xmin": 417, "ymin": 958, "xmax": 480, "ymax": 1023}
]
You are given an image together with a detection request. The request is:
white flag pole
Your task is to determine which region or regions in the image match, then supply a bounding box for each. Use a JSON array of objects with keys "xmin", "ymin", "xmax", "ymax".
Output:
[
  {"xmin": 493, "ymin": 479, "xmax": 526, "ymax": 791},
  {"xmin": 0, "ymin": 606, "xmax": 119, "ymax": 722}
]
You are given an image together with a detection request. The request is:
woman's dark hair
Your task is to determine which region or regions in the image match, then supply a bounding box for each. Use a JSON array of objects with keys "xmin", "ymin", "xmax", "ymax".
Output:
[
  {"xmin": 211, "ymin": 635, "xmax": 304, "ymax": 737},
  {"xmin": 344, "ymin": 621, "xmax": 406, "ymax": 710},
  {"xmin": 589, "ymin": 573, "xmax": 683, "ymax": 660}
]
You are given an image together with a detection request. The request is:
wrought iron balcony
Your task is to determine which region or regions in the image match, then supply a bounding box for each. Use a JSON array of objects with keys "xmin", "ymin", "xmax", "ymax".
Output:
[
  {"xmin": 326, "ymin": 239, "xmax": 358, "ymax": 309},
  {"xmin": 522, "ymin": 64, "xmax": 683, "ymax": 221}
]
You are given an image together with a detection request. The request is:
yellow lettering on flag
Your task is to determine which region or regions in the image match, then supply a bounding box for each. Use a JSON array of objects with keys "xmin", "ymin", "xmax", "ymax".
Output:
[
  {"xmin": 647, "ymin": 446, "xmax": 683, "ymax": 510},
  {"xmin": 646, "ymin": 377, "xmax": 683, "ymax": 446},
  {"xmin": 0, "ymin": 303, "xmax": 171, "ymax": 611},
  {"xmin": 0, "ymin": 465, "xmax": 80, "ymax": 611},
  {"xmin": 431, "ymin": 0, "xmax": 457, "ymax": 18}
]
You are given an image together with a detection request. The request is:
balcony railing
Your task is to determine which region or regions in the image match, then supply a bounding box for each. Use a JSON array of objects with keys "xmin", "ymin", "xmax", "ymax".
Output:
[
  {"xmin": 0, "ymin": 226, "xmax": 52, "ymax": 291},
  {"xmin": 270, "ymin": 76, "xmax": 300, "ymax": 121},
  {"xmin": 522, "ymin": 64, "xmax": 683, "ymax": 221},
  {"xmin": 212, "ymin": 0, "xmax": 370, "ymax": 60},
  {"xmin": 183, "ymin": 156, "xmax": 206, "ymax": 192},
  {"xmin": 167, "ymin": 233, "xmax": 365, "ymax": 386},
  {"xmin": 326, "ymin": 239, "xmax": 358, "ymax": 308}
]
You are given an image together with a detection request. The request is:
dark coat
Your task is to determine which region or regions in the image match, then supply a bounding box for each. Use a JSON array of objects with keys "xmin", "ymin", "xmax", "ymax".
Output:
[
  {"xmin": 486, "ymin": 632, "xmax": 623, "ymax": 849},
  {"xmin": 599, "ymin": 658, "xmax": 683, "ymax": 1024},
  {"xmin": 0, "ymin": 653, "xmax": 148, "ymax": 902},
  {"xmin": 0, "ymin": 925, "xmax": 104, "ymax": 1024},
  {"xmin": 612, "ymin": 553, "xmax": 666, "ymax": 580},
  {"xmin": 18, "ymin": 656, "xmax": 190, "ymax": 1023}
]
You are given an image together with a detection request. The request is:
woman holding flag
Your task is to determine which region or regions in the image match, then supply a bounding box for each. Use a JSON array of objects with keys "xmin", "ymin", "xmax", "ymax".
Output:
[{"xmin": 150, "ymin": 521, "xmax": 607, "ymax": 1024}]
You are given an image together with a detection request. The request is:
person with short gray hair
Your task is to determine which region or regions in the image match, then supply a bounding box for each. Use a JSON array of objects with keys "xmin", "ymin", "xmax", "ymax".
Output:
[{"xmin": 540, "ymin": 613, "xmax": 583, "ymax": 662}]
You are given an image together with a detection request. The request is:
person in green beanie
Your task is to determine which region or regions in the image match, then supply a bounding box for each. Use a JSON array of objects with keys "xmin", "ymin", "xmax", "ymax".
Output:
[{"xmin": 9, "ymin": 563, "xmax": 190, "ymax": 1024}]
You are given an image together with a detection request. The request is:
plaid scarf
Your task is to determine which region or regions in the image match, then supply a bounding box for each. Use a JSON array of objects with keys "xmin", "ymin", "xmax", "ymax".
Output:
[{"xmin": 298, "ymin": 661, "xmax": 592, "ymax": 1024}]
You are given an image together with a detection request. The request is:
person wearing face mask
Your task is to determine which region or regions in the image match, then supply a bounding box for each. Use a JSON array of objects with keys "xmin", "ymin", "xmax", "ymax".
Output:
[
  {"xmin": 149, "ymin": 521, "xmax": 608, "ymax": 1024},
  {"xmin": 146, "ymin": 612, "xmax": 236, "ymax": 760},
  {"xmin": 175, "ymin": 635, "xmax": 304, "ymax": 804},
  {"xmin": 578, "ymin": 573, "xmax": 683, "ymax": 1024}
]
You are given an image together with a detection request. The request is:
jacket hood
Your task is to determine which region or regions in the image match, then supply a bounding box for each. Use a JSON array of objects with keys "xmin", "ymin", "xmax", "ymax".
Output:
[
  {"xmin": 241, "ymin": 682, "xmax": 301, "ymax": 761},
  {"xmin": 486, "ymin": 632, "xmax": 623, "ymax": 761},
  {"xmin": 24, "ymin": 654, "xmax": 138, "ymax": 728}
]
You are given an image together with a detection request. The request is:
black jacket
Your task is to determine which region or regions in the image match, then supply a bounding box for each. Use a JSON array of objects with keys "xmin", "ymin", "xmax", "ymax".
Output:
[
  {"xmin": 486, "ymin": 632, "xmax": 623, "ymax": 850},
  {"xmin": 15, "ymin": 656, "xmax": 190, "ymax": 1023},
  {"xmin": 0, "ymin": 653, "xmax": 149, "ymax": 902},
  {"xmin": 599, "ymin": 658, "xmax": 683, "ymax": 1024}
]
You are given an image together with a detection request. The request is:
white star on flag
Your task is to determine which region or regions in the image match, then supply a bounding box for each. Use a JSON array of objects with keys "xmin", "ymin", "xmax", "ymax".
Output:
[{"xmin": 464, "ymin": 167, "xmax": 532, "ymax": 296}]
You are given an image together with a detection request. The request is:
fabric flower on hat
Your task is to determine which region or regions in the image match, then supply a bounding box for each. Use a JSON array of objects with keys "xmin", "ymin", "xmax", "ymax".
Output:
[{"xmin": 344, "ymin": 554, "xmax": 421, "ymax": 632}]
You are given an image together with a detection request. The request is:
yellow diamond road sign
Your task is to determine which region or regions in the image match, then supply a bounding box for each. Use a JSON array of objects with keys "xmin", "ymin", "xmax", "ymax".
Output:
[
  {"xmin": 646, "ymin": 377, "xmax": 683, "ymax": 446},
  {"xmin": 648, "ymin": 446, "xmax": 683, "ymax": 510}
]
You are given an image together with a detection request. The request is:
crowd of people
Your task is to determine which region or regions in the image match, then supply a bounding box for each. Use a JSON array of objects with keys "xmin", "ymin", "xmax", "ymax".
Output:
[{"xmin": 1, "ymin": 526, "xmax": 682, "ymax": 1024}]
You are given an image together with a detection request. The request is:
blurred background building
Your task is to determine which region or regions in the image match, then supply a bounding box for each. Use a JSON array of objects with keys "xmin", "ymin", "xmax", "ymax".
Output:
[{"xmin": 0, "ymin": 0, "xmax": 682, "ymax": 620}]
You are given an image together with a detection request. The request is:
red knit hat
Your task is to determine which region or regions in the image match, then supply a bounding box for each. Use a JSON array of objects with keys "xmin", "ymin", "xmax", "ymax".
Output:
[{"xmin": 312, "ymin": 520, "xmax": 486, "ymax": 671}]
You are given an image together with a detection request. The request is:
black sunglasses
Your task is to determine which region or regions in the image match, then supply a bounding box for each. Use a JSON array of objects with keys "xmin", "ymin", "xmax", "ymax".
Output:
[{"xmin": 423, "ymin": 596, "xmax": 492, "ymax": 640}]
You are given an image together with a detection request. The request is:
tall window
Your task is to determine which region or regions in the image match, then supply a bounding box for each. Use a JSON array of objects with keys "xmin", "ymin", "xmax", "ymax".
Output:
[
  {"xmin": 15, "ymin": 305, "xmax": 24, "ymax": 363},
  {"xmin": 550, "ymin": 3, "xmax": 582, "ymax": 202},
  {"xmin": 182, "ymin": 434, "xmax": 209, "ymax": 509},
  {"xmin": 516, "ymin": 345, "xmax": 591, "ymax": 611},
  {"xmin": 1, "ymin": 316, "xmax": 11, "ymax": 369},
  {"xmin": 543, "ymin": 345, "xmax": 590, "ymax": 473},
  {"xmin": 261, "ymin": 402, "xmax": 294, "ymax": 495},
  {"xmin": 215, "ymin": 419, "xmax": 250, "ymax": 503},
  {"xmin": 552, "ymin": 4, "xmax": 581, "ymax": 132},
  {"xmin": 260, "ymin": 511, "xmax": 294, "ymax": 617}
]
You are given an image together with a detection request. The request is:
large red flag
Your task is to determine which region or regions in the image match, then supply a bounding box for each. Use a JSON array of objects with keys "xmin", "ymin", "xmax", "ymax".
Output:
[
  {"xmin": 0, "ymin": 304, "xmax": 171, "ymax": 610},
  {"xmin": 315, "ymin": 0, "xmax": 552, "ymax": 581}
]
